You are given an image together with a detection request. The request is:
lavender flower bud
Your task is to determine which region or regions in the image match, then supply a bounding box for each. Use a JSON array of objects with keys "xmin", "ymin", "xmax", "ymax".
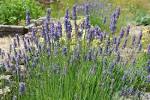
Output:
[
  {"xmin": 85, "ymin": 15, "xmax": 90, "ymax": 29},
  {"xmin": 113, "ymin": 37, "xmax": 117, "ymax": 44},
  {"xmin": 47, "ymin": 8, "xmax": 51, "ymax": 22},
  {"xmin": 23, "ymin": 39, "xmax": 28, "ymax": 50},
  {"xmin": 137, "ymin": 30, "xmax": 142, "ymax": 44},
  {"xmin": 115, "ymin": 7, "xmax": 120, "ymax": 18},
  {"xmin": 65, "ymin": 8, "xmax": 69, "ymax": 19},
  {"xmin": 77, "ymin": 31, "xmax": 82, "ymax": 39},
  {"xmin": 110, "ymin": 62, "xmax": 115, "ymax": 73},
  {"xmin": 126, "ymin": 25, "xmax": 130, "ymax": 37},
  {"xmin": 19, "ymin": 82, "xmax": 25, "ymax": 94},
  {"xmin": 120, "ymin": 28, "xmax": 125, "ymax": 38},
  {"xmin": 56, "ymin": 22, "xmax": 62, "ymax": 37},
  {"xmin": 86, "ymin": 29, "xmax": 94, "ymax": 43},
  {"xmin": 110, "ymin": 13, "xmax": 117, "ymax": 34},
  {"xmin": 15, "ymin": 34, "xmax": 20, "ymax": 46},
  {"xmin": 62, "ymin": 47, "xmax": 67, "ymax": 56},
  {"xmin": 32, "ymin": 29, "xmax": 36, "ymax": 39},
  {"xmin": 72, "ymin": 5, "xmax": 77, "ymax": 20},
  {"xmin": 65, "ymin": 21, "xmax": 72, "ymax": 39},
  {"xmin": 85, "ymin": 4, "xmax": 89, "ymax": 15},
  {"xmin": 132, "ymin": 35, "xmax": 136, "ymax": 46},
  {"xmin": 122, "ymin": 38, "xmax": 128, "ymax": 49},
  {"xmin": 47, "ymin": 47, "xmax": 51, "ymax": 57},
  {"xmin": 26, "ymin": 10, "xmax": 30, "ymax": 25},
  {"xmin": 116, "ymin": 51, "xmax": 120, "ymax": 63},
  {"xmin": 13, "ymin": 39, "xmax": 17, "ymax": 48},
  {"xmin": 87, "ymin": 50, "xmax": 92, "ymax": 61},
  {"xmin": 98, "ymin": 46, "xmax": 103, "ymax": 55}
]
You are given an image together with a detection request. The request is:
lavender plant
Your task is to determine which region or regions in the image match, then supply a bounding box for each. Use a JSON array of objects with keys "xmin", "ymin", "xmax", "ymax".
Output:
[{"xmin": 0, "ymin": 3, "xmax": 150, "ymax": 100}]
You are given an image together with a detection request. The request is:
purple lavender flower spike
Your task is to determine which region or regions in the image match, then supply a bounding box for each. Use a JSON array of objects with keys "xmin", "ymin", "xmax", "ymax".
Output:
[
  {"xmin": 98, "ymin": 46, "xmax": 103, "ymax": 55},
  {"xmin": 47, "ymin": 47, "xmax": 51, "ymax": 57},
  {"xmin": 137, "ymin": 30, "xmax": 142, "ymax": 44},
  {"xmin": 23, "ymin": 39, "xmax": 28, "ymax": 50},
  {"xmin": 110, "ymin": 8, "xmax": 121, "ymax": 34},
  {"xmin": 113, "ymin": 36, "xmax": 117, "ymax": 44},
  {"xmin": 44, "ymin": 21, "xmax": 49, "ymax": 36},
  {"xmin": 62, "ymin": 47, "xmax": 67, "ymax": 56},
  {"xmin": 122, "ymin": 38, "xmax": 128, "ymax": 49},
  {"xmin": 65, "ymin": 8, "xmax": 69, "ymax": 19},
  {"xmin": 132, "ymin": 35, "xmax": 136, "ymax": 46},
  {"xmin": 116, "ymin": 51, "xmax": 120, "ymax": 63},
  {"xmin": 110, "ymin": 62, "xmax": 115, "ymax": 73},
  {"xmin": 115, "ymin": 7, "xmax": 121, "ymax": 18},
  {"xmin": 47, "ymin": 8, "xmax": 51, "ymax": 22},
  {"xmin": 87, "ymin": 49, "xmax": 92, "ymax": 61},
  {"xmin": 126, "ymin": 25, "xmax": 130, "ymax": 37},
  {"xmin": 26, "ymin": 10, "xmax": 30, "ymax": 26},
  {"xmin": 9, "ymin": 44, "xmax": 12, "ymax": 54},
  {"xmin": 65, "ymin": 21, "xmax": 72, "ymax": 40},
  {"xmin": 32, "ymin": 28, "xmax": 36, "ymax": 39},
  {"xmin": 57, "ymin": 22, "xmax": 62, "ymax": 37},
  {"xmin": 115, "ymin": 37, "xmax": 121, "ymax": 51},
  {"xmin": 64, "ymin": 17, "xmax": 68, "ymax": 33},
  {"xmin": 110, "ymin": 13, "xmax": 117, "ymax": 34},
  {"xmin": 50, "ymin": 22, "xmax": 55, "ymax": 39},
  {"xmin": 85, "ymin": 4, "xmax": 89, "ymax": 16},
  {"xmin": 86, "ymin": 28, "xmax": 94, "ymax": 43},
  {"xmin": 13, "ymin": 38, "xmax": 17, "ymax": 48},
  {"xmin": 77, "ymin": 31, "xmax": 82, "ymax": 39},
  {"xmin": 19, "ymin": 82, "xmax": 25, "ymax": 94},
  {"xmin": 85, "ymin": 15, "xmax": 90, "ymax": 29},
  {"xmin": 16, "ymin": 34, "xmax": 20, "ymax": 46},
  {"xmin": 120, "ymin": 28, "xmax": 125, "ymax": 38},
  {"xmin": 72, "ymin": 5, "xmax": 77, "ymax": 20}
]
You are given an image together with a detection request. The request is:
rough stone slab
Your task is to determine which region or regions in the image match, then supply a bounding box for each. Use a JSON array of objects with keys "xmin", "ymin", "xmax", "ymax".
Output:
[{"xmin": 0, "ymin": 25, "xmax": 28, "ymax": 37}]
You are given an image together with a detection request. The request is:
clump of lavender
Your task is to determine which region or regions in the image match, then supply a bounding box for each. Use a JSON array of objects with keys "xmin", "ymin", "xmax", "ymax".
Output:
[{"xmin": 1, "ymin": 3, "xmax": 149, "ymax": 100}]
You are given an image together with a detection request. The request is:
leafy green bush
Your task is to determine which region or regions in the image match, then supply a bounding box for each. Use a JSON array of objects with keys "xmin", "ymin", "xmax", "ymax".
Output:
[{"xmin": 0, "ymin": 0, "xmax": 44, "ymax": 25}]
